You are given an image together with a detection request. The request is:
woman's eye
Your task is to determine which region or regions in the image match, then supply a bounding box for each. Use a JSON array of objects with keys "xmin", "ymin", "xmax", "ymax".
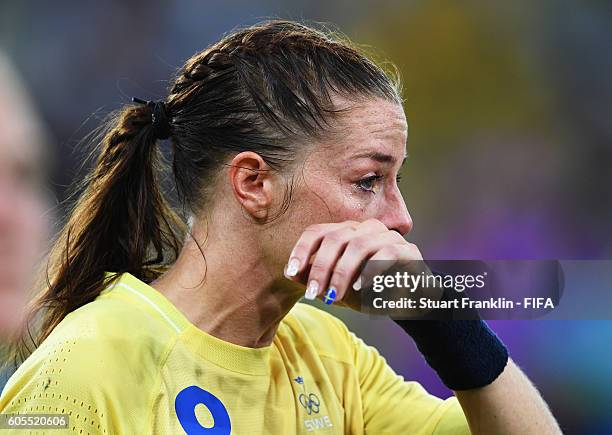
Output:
[
  {"xmin": 356, "ymin": 175, "xmax": 382, "ymax": 193},
  {"xmin": 396, "ymin": 174, "xmax": 402, "ymax": 183}
]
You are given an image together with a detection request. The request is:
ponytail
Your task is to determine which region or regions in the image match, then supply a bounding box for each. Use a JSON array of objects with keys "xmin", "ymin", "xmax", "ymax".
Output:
[{"xmin": 12, "ymin": 102, "xmax": 186, "ymax": 363}]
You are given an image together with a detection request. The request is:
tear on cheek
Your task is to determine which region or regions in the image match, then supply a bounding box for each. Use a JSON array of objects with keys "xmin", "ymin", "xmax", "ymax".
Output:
[{"xmin": 339, "ymin": 191, "xmax": 369, "ymax": 218}]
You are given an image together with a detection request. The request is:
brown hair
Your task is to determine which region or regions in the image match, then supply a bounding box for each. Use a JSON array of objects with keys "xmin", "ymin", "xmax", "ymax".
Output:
[{"xmin": 11, "ymin": 20, "xmax": 401, "ymax": 364}]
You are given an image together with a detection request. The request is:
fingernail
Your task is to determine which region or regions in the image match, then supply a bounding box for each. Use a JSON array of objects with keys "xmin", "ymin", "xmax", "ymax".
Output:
[
  {"xmin": 286, "ymin": 258, "xmax": 300, "ymax": 277},
  {"xmin": 352, "ymin": 276, "xmax": 362, "ymax": 291},
  {"xmin": 323, "ymin": 287, "xmax": 337, "ymax": 305},
  {"xmin": 305, "ymin": 280, "xmax": 319, "ymax": 300}
]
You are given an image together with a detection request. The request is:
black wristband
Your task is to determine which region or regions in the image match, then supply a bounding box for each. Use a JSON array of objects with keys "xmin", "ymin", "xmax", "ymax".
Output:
[{"xmin": 393, "ymin": 286, "xmax": 509, "ymax": 390}]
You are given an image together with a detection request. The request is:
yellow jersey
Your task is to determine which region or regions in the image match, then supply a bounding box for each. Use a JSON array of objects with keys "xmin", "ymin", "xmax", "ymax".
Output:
[{"xmin": 0, "ymin": 272, "xmax": 470, "ymax": 434}]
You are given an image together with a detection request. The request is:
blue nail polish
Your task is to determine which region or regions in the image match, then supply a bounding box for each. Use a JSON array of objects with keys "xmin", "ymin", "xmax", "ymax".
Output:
[{"xmin": 323, "ymin": 287, "xmax": 337, "ymax": 305}]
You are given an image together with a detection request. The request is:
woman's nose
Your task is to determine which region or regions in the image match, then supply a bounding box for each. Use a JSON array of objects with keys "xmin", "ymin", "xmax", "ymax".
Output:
[{"xmin": 379, "ymin": 192, "xmax": 413, "ymax": 237}]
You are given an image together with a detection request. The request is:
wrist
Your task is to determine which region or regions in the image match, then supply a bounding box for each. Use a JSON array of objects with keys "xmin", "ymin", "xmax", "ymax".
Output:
[{"xmin": 394, "ymin": 317, "xmax": 509, "ymax": 390}]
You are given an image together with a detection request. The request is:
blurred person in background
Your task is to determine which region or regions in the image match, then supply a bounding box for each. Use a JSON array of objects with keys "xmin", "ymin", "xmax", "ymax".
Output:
[{"xmin": 0, "ymin": 52, "xmax": 52, "ymax": 392}]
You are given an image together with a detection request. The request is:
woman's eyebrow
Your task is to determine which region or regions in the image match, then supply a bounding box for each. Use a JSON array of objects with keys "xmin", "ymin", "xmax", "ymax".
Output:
[{"xmin": 349, "ymin": 151, "xmax": 409, "ymax": 166}]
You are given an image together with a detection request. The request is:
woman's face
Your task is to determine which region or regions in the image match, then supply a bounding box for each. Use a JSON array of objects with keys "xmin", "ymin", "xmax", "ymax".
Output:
[
  {"xmin": 0, "ymin": 115, "xmax": 49, "ymax": 338},
  {"xmin": 278, "ymin": 97, "xmax": 413, "ymax": 260}
]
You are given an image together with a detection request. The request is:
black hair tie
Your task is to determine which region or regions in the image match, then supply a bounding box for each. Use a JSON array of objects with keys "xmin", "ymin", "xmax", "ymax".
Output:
[{"xmin": 131, "ymin": 97, "xmax": 172, "ymax": 140}]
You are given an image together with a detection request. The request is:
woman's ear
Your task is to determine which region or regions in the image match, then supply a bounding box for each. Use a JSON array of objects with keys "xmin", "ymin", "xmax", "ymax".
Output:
[{"xmin": 228, "ymin": 151, "xmax": 275, "ymax": 221}]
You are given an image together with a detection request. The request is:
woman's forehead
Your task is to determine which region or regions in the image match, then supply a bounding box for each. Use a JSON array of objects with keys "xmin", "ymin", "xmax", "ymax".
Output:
[{"xmin": 319, "ymin": 98, "xmax": 408, "ymax": 164}]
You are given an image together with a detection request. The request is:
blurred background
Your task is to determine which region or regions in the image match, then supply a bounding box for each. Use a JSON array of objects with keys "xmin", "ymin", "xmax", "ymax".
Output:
[{"xmin": 0, "ymin": 0, "xmax": 610, "ymax": 433}]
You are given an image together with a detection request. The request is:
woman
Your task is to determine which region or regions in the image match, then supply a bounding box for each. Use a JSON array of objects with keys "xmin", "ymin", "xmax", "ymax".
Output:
[
  {"xmin": 0, "ymin": 51, "xmax": 51, "ymax": 392},
  {"xmin": 0, "ymin": 21, "xmax": 559, "ymax": 434}
]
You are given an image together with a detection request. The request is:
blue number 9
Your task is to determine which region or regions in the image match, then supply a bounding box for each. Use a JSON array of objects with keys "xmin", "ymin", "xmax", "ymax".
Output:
[{"xmin": 175, "ymin": 386, "xmax": 231, "ymax": 434}]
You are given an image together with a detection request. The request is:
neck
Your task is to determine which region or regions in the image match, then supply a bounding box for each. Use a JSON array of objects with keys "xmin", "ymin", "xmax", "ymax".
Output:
[{"xmin": 151, "ymin": 220, "xmax": 302, "ymax": 348}]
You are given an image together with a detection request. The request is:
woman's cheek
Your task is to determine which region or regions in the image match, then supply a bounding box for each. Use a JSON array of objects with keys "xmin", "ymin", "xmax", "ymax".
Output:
[{"xmin": 335, "ymin": 188, "xmax": 371, "ymax": 220}]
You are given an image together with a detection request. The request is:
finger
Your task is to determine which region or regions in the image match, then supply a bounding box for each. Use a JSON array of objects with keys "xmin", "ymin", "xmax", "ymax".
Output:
[
  {"xmin": 353, "ymin": 218, "xmax": 390, "ymax": 235},
  {"xmin": 363, "ymin": 242, "xmax": 423, "ymax": 289},
  {"xmin": 369, "ymin": 245, "xmax": 444, "ymax": 317},
  {"xmin": 308, "ymin": 220, "xmax": 389, "ymax": 302},
  {"xmin": 330, "ymin": 231, "xmax": 407, "ymax": 302},
  {"xmin": 285, "ymin": 219, "xmax": 385, "ymax": 281},
  {"xmin": 302, "ymin": 225, "xmax": 359, "ymax": 300},
  {"xmin": 366, "ymin": 243, "xmax": 439, "ymax": 298},
  {"xmin": 369, "ymin": 240, "xmax": 419, "ymax": 261},
  {"xmin": 284, "ymin": 221, "xmax": 358, "ymax": 280}
]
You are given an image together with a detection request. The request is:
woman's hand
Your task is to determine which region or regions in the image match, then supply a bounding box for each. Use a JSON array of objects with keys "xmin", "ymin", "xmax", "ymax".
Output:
[{"xmin": 283, "ymin": 218, "xmax": 429, "ymax": 311}]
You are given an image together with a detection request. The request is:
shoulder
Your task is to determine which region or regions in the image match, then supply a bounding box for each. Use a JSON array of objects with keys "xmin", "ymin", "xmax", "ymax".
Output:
[
  {"xmin": 36, "ymin": 293, "xmax": 177, "ymax": 376},
  {"xmin": 0, "ymin": 296, "xmax": 177, "ymax": 431},
  {"xmin": 58, "ymin": 290, "xmax": 178, "ymax": 354}
]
